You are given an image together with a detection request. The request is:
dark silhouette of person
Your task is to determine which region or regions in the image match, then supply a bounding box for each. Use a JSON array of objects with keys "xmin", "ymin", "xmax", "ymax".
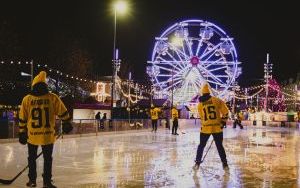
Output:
[
  {"xmin": 233, "ymin": 112, "xmax": 244, "ymax": 129},
  {"xmin": 95, "ymin": 112, "xmax": 101, "ymax": 130},
  {"xmin": 100, "ymin": 113, "xmax": 107, "ymax": 129}
]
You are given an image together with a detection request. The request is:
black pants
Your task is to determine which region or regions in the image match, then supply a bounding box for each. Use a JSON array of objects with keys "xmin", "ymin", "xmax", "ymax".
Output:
[
  {"xmin": 28, "ymin": 143, "xmax": 54, "ymax": 183},
  {"xmin": 152, "ymin": 119, "xmax": 158, "ymax": 131},
  {"xmin": 195, "ymin": 132, "xmax": 227, "ymax": 164},
  {"xmin": 166, "ymin": 118, "xmax": 170, "ymax": 129},
  {"xmin": 172, "ymin": 119, "xmax": 178, "ymax": 134},
  {"xmin": 233, "ymin": 119, "xmax": 243, "ymax": 129}
]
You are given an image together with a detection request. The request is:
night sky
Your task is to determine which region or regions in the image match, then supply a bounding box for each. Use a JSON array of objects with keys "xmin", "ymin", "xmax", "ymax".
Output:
[{"xmin": 1, "ymin": 0, "xmax": 299, "ymax": 87}]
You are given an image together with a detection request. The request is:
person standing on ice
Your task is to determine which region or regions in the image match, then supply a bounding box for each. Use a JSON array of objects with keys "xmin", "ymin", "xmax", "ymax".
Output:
[
  {"xmin": 193, "ymin": 83, "xmax": 229, "ymax": 170},
  {"xmin": 100, "ymin": 113, "xmax": 107, "ymax": 129},
  {"xmin": 233, "ymin": 111, "xmax": 244, "ymax": 129},
  {"xmin": 95, "ymin": 112, "xmax": 101, "ymax": 129},
  {"xmin": 171, "ymin": 106, "xmax": 179, "ymax": 135},
  {"xmin": 150, "ymin": 104, "xmax": 161, "ymax": 132},
  {"xmin": 18, "ymin": 71, "xmax": 73, "ymax": 188}
]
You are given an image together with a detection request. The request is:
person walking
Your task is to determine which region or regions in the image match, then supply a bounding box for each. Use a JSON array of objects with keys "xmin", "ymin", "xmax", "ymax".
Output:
[
  {"xmin": 150, "ymin": 104, "xmax": 161, "ymax": 133},
  {"xmin": 193, "ymin": 83, "xmax": 229, "ymax": 170},
  {"xmin": 171, "ymin": 106, "xmax": 179, "ymax": 135},
  {"xmin": 18, "ymin": 71, "xmax": 73, "ymax": 188}
]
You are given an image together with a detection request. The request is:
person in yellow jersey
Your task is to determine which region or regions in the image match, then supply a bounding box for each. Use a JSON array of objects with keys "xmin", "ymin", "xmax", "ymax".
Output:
[
  {"xmin": 150, "ymin": 104, "xmax": 161, "ymax": 132},
  {"xmin": 193, "ymin": 83, "xmax": 229, "ymax": 170},
  {"xmin": 18, "ymin": 71, "xmax": 73, "ymax": 188},
  {"xmin": 171, "ymin": 106, "xmax": 179, "ymax": 135}
]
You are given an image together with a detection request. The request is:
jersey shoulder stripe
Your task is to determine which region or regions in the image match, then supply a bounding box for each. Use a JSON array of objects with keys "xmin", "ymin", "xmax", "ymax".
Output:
[
  {"xmin": 58, "ymin": 111, "xmax": 69, "ymax": 118},
  {"xmin": 19, "ymin": 118, "xmax": 27, "ymax": 123}
]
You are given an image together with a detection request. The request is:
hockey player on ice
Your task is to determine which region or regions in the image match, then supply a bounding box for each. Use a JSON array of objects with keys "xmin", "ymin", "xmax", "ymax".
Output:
[
  {"xmin": 193, "ymin": 83, "xmax": 229, "ymax": 170},
  {"xmin": 150, "ymin": 104, "xmax": 161, "ymax": 133},
  {"xmin": 171, "ymin": 106, "xmax": 179, "ymax": 135},
  {"xmin": 18, "ymin": 71, "xmax": 73, "ymax": 188}
]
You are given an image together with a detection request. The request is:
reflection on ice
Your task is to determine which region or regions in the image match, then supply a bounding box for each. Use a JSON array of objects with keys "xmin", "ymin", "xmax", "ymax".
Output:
[{"xmin": 0, "ymin": 124, "xmax": 300, "ymax": 187}]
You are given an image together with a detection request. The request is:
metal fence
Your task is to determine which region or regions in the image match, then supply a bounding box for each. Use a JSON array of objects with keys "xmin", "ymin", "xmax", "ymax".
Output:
[
  {"xmin": 1, "ymin": 118, "xmax": 299, "ymax": 140},
  {"xmin": 0, "ymin": 119, "xmax": 201, "ymax": 139}
]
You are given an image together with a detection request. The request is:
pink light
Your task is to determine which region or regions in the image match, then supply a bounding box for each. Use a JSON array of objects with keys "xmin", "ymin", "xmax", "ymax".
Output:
[{"xmin": 190, "ymin": 56, "xmax": 199, "ymax": 66}]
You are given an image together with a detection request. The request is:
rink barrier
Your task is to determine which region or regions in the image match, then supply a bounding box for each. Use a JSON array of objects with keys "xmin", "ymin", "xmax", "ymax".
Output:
[
  {"xmin": 66, "ymin": 118, "xmax": 200, "ymax": 137},
  {"xmin": 0, "ymin": 119, "xmax": 200, "ymax": 140},
  {"xmin": 1, "ymin": 118, "xmax": 299, "ymax": 141},
  {"xmin": 230, "ymin": 120, "xmax": 299, "ymax": 128}
]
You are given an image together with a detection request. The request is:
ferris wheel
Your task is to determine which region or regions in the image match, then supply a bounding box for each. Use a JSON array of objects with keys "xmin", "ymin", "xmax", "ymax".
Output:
[{"xmin": 147, "ymin": 19, "xmax": 242, "ymax": 104}]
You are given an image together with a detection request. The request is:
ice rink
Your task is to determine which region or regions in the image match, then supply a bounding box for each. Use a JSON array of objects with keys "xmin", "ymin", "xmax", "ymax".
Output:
[{"xmin": 1, "ymin": 122, "xmax": 300, "ymax": 188}]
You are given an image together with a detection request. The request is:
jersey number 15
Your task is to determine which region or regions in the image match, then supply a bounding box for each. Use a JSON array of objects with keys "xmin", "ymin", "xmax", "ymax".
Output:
[{"xmin": 203, "ymin": 106, "xmax": 217, "ymax": 121}]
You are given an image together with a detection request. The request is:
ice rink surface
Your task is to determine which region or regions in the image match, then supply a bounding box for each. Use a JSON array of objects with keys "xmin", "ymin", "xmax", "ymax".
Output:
[{"xmin": 1, "ymin": 122, "xmax": 300, "ymax": 188}]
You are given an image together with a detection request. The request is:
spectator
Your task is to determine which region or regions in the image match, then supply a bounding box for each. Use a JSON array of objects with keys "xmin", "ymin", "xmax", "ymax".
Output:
[
  {"xmin": 95, "ymin": 112, "xmax": 101, "ymax": 129},
  {"xmin": 100, "ymin": 113, "xmax": 107, "ymax": 129}
]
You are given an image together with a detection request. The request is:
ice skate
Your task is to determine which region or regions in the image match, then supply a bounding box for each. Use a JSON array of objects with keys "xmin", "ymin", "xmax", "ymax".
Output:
[
  {"xmin": 43, "ymin": 180, "xmax": 57, "ymax": 188},
  {"xmin": 26, "ymin": 180, "xmax": 36, "ymax": 187}
]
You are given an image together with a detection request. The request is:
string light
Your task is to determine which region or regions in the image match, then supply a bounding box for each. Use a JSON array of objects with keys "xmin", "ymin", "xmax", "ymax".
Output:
[
  {"xmin": 234, "ymin": 88, "xmax": 264, "ymax": 99},
  {"xmin": 1, "ymin": 60, "xmax": 298, "ymax": 107},
  {"xmin": 0, "ymin": 60, "xmax": 98, "ymax": 84}
]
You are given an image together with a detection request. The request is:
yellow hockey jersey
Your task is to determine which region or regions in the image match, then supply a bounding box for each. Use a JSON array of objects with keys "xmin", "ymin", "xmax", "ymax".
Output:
[
  {"xmin": 238, "ymin": 111, "xmax": 244, "ymax": 120},
  {"xmin": 19, "ymin": 93, "xmax": 70, "ymax": 145},
  {"xmin": 198, "ymin": 96, "xmax": 229, "ymax": 134},
  {"xmin": 171, "ymin": 108, "xmax": 179, "ymax": 120},
  {"xmin": 150, "ymin": 107, "xmax": 161, "ymax": 120}
]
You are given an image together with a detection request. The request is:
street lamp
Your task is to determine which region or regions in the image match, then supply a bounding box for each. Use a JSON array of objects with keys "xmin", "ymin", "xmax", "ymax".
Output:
[
  {"xmin": 111, "ymin": 1, "xmax": 128, "ymax": 112},
  {"xmin": 128, "ymin": 72, "xmax": 132, "ymax": 123},
  {"xmin": 264, "ymin": 53, "xmax": 272, "ymax": 112}
]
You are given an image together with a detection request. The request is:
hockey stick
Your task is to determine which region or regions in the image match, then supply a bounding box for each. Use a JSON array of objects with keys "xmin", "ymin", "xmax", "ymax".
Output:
[
  {"xmin": 0, "ymin": 134, "xmax": 62, "ymax": 185},
  {"xmin": 201, "ymin": 139, "xmax": 214, "ymax": 163}
]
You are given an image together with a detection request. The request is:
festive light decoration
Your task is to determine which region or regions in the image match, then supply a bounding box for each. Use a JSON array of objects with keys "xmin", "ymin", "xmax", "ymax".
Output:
[
  {"xmin": 115, "ymin": 77, "xmax": 145, "ymax": 104},
  {"xmin": 147, "ymin": 19, "xmax": 242, "ymax": 104},
  {"xmin": 0, "ymin": 60, "xmax": 98, "ymax": 83},
  {"xmin": 1, "ymin": 60, "xmax": 298, "ymax": 111},
  {"xmin": 256, "ymin": 79, "xmax": 285, "ymax": 111},
  {"xmin": 234, "ymin": 88, "xmax": 264, "ymax": 100}
]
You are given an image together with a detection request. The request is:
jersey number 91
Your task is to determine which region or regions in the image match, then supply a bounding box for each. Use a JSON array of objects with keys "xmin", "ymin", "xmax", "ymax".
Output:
[{"xmin": 31, "ymin": 107, "xmax": 50, "ymax": 128}]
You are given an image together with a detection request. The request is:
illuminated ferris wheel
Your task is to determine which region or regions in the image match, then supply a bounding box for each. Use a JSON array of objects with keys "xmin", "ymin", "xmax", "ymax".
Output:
[{"xmin": 147, "ymin": 19, "xmax": 242, "ymax": 104}]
